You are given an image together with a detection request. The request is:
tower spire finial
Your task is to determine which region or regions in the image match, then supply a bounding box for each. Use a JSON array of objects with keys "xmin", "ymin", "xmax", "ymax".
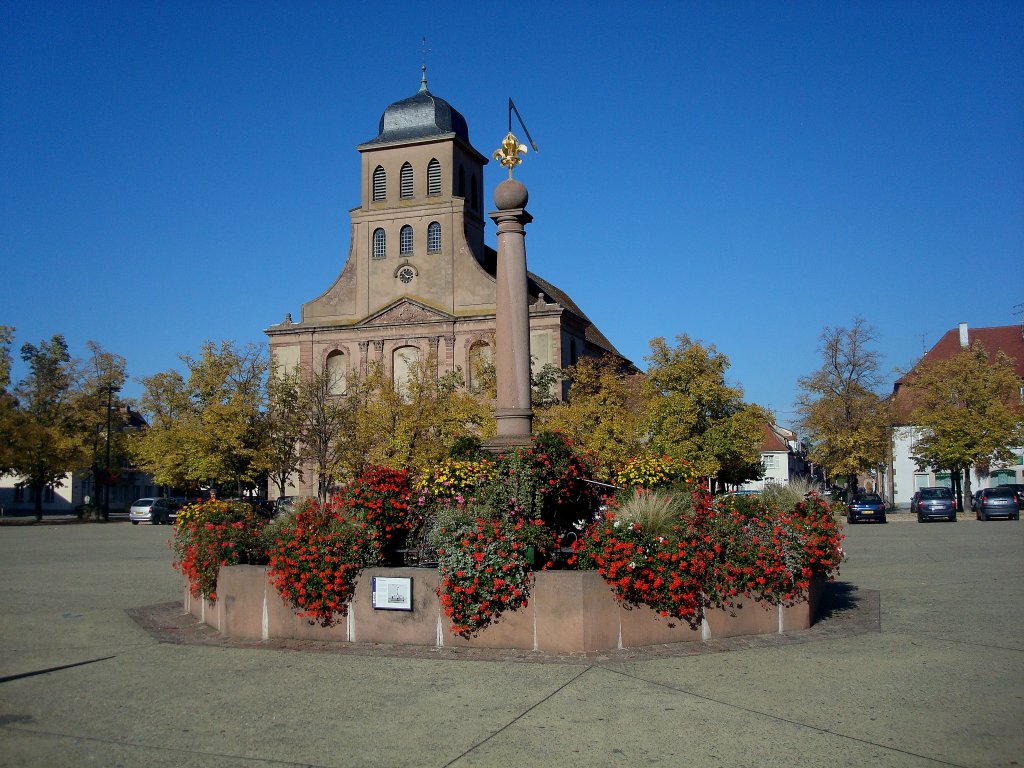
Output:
[{"xmin": 419, "ymin": 36, "xmax": 429, "ymax": 92}]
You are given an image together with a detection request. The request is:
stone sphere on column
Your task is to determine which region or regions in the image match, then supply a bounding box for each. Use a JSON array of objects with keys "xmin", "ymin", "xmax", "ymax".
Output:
[{"xmin": 494, "ymin": 178, "xmax": 528, "ymax": 210}]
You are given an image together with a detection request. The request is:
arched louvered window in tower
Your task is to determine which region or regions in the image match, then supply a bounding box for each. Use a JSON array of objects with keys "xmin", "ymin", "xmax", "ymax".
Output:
[
  {"xmin": 372, "ymin": 166, "xmax": 386, "ymax": 201},
  {"xmin": 427, "ymin": 158, "xmax": 441, "ymax": 196},
  {"xmin": 372, "ymin": 228, "xmax": 386, "ymax": 259},
  {"xmin": 400, "ymin": 225, "xmax": 413, "ymax": 255},
  {"xmin": 458, "ymin": 166, "xmax": 466, "ymax": 198},
  {"xmin": 400, "ymin": 162, "xmax": 413, "ymax": 198},
  {"xmin": 427, "ymin": 221, "xmax": 441, "ymax": 253}
]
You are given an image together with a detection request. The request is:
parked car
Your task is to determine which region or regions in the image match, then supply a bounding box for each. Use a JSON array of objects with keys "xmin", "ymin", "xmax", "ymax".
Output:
[
  {"xmin": 970, "ymin": 489, "xmax": 984, "ymax": 512},
  {"xmin": 847, "ymin": 493, "xmax": 887, "ymax": 524},
  {"xmin": 913, "ymin": 487, "xmax": 956, "ymax": 522},
  {"xmin": 129, "ymin": 497, "xmax": 180, "ymax": 525},
  {"xmin": 976, "ymin": 487, "xmax": 1020, "ymax": 521},
  {"xmin": 273, "ymin": 496, "xmax": 300, "ymax": 517},
  {"xmin": 996, "ymin": 483, "xmax": 1024, "ymax": 511}
]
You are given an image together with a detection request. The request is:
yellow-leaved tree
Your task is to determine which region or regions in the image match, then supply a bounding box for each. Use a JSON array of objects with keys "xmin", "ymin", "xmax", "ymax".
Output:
[
  {"xmin": 905, "ymin": 341, "xmax": 1024, "ymax": 510},
  {"xmin": 796, "ymin": 318, "xmax": 893, "ymax": 494}
]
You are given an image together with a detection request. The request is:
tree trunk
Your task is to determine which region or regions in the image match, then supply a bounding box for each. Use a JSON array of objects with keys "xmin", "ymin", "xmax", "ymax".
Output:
[
  {"xmin": 32, "ymin": 480, "xmax": 44, "ymax": 521},
  {"xmin": 951, "ymin": 468, "xmax": 963, "ymax": 513},
  {"xmin": 962, "ymin": 465, "xmax": 972, "ymax": 515},
  {"xmin": 847, "ymin": 473, "xmax": 858, "ymax": 496}
]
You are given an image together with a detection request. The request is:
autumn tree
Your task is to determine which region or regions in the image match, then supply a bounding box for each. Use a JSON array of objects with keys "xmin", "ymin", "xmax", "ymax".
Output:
[
  {"xmin": 134, "ymin": 341, "xmax": 267, "ymax": 495},
  {"xmin": 0, "ymin": 326, "xmax": 16, "ymax": 474},
  {"xmin": 7, "ymin": 335, "xmax": 89, "ymax": 519},
  {"xmin": 351, "ymin": 358, "xmax": 495, "ymax": 477},
  {"xmin": 796, "ymin": 318, "xmax": 892, "ymax": 493},
  {"xmin": 259, "ymin": 363, "xmax": 304, "ymax": 498},
  {"xmin": 535, "ymin": 354, "xmax": 648, "ymax": 479},
  {"xmin": 294, "ymin": 364, "xmax": 357, "ymax": 503},
  {"xmin": 905, "ymin": 341, "xmax": 1024, "ymax": 510},
  {"xmin": 644, "ymin": 335, "xmax": 770, "ymax": 490},
  {"xmin": 78, "ymin": 342, "xmax": 129, "ymax": 519}
]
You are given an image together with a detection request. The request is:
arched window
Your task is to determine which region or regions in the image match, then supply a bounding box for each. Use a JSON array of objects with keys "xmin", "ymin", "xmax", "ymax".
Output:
[
  {"xmin": 457, "ymin": 166, "xmax": 465, "ymax": 198},
  {"xmin": 468, "ymin": 341, "xmax": 492, "ymax": 394},
  {"xmin": 427, "ymin": 158, "xmax": 441, "ymax": 196},
  {"xmin": 400, "ymin": 225, "xmax": 413, "ymax": 255},
  {"xmin": 326, "ymin": 351, "xmax": 347, "ymax": 395},
  {"xmin": 427, "ymin": 221, "xmax": 441, "ymax": 253},
  {"xmin": 372, "ymin": 228, "xmax": 386, "ymax": 259},
  {"xmin": 392, "ymin": 345, "xmax": 420, "ymax": 399},
  {"xmin": 400, "ymin": 162, "xmax": 413, "ymax": 198},
  {"xmin": 372, "ymin": 166, "xmax": 386, "ymax": 201},
  {"xmin": 471, "ymin": 173, "xmax": 478, "ymax": 211}
]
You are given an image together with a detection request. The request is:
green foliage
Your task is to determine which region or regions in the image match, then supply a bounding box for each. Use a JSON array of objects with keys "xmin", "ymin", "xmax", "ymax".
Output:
[
  {"xmin": 535, "ymin": 354, "xmax": 647, "ymax": 479},
  {"xmin": 906, "ymin": 341, "xmax": 1024, "ymax": 473},
  {"xmin": 133, "ymin": 341, "xmax": 267, "ymax": 494},
  {"xmin": 644, "ymin": 335, "xmax": 771, "ymax": 485}
]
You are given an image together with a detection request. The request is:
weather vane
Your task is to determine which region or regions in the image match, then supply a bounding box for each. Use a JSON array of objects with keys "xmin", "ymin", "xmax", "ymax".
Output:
[{"xmin": 493, "ymin": 98, "xmax": 539, "ymax": 179}]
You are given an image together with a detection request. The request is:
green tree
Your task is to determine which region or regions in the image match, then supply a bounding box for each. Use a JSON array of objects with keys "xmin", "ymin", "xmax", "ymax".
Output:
[
  {"xmin": 905, "ymin": 341, "xmax": 1024, "ymax": 510},
  {"xmin": 644, "ymin": 335, "xmax": 770, "ymax": 489},
  {"xmin": 796, "ymin": 318, "xmax": 892, "ymax": 493},
  {"xmin": 134, "ymin": 342, "xmax": 268, "ymax": 495},
  {"xmin": 535, "ymin": 354, "xmax": 647, "ymax": 479},
  {"xmin": 352, "ymin": 358, "xmax": 495, "ymax": 478},
  {"xmin": 132, "ymin": 370, "xmax": 193, "ymax": 489},
  {"xmin": 8, "ymin": 335, "xmax": 89, "ymax": 519}
]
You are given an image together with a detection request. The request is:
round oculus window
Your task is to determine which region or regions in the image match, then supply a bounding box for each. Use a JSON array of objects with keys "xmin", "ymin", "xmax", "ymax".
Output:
[{"xmin": 397, "ymin": 266, "xmax": 415, "ymax": 284}]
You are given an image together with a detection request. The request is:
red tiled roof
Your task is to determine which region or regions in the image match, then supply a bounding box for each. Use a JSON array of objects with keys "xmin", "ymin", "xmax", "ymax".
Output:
[
  {"xmin": 760, "ymin": 423, "xmax": 791, "ymax": 452},
  {"xmin": 892, "ymin": 324, "xmax": 1024, "ymax": 421}
]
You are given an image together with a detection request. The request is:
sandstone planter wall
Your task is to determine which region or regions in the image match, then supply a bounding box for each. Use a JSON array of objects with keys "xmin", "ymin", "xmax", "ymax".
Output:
[{"xmin": 184, "ymin": 566, "xmax": 824, "ymax": 653}]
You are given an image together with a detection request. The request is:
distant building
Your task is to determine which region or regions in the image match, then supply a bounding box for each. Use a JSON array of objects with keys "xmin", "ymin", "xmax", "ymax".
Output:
[
  {"xmin": 0, "ymin": 406, "xmax": 161, "ymax": 515},
  {"xmin": 886, "ymin": 322, "xmax": 1024, "ymax": 507},
  {"xmin": 740, "ymin": 423, "xmax": 813, "ymax": 491},
  {"xmin": 264, "ymin": 73, "xmax": 627, "ymax": 497}
]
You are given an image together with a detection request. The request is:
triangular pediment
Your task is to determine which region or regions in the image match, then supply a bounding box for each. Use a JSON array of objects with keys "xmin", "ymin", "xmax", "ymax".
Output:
[{"xmin": 358, "ymin": 299, "xmax": 454, "ymax": 327}]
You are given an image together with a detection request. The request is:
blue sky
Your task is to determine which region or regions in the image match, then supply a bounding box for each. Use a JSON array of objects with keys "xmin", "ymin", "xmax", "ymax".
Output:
[{"xmin": 3, "ymin": 1, "xmax": 1022, "ymax": 424}]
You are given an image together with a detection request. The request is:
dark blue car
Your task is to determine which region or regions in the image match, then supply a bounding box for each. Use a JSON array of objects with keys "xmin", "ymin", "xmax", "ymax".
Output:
[{"xmin": 847, "ymin": 493, "xmax": 887, "ymax": 524}]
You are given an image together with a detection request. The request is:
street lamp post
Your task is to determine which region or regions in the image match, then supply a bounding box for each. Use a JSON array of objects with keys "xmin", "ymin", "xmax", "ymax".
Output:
[{"xmin": 103, "ymin": 384, "xmax": 113, "ymax": 522}]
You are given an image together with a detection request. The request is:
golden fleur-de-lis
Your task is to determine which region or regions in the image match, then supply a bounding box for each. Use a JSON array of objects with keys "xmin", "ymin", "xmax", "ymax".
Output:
[{"xmin": 493, "ymin": 132, "xmax": 528, "ymax": 179}]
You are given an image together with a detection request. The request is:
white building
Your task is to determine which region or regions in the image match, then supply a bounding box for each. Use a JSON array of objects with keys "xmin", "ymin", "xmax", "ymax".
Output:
[{"xmin": 886, "ymin": 322, "xmax": 1024, "ymax": 508}]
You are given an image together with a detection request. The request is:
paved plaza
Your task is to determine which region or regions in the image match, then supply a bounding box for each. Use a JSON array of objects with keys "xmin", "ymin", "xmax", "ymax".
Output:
[{"xmin": 0, "ymin": 516, "xmax": 1021, "ymax": 767}]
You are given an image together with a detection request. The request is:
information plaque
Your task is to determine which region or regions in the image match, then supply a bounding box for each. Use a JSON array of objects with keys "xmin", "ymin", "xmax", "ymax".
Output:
[{"xmin": 371, "ymin": 577, "xmax": 413, "ymax": 611}]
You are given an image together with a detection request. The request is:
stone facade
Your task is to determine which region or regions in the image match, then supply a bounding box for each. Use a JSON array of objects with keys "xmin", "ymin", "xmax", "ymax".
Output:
[{"xmin": 265, "ymin": 77, "xmax": 624, "ymax": 495}]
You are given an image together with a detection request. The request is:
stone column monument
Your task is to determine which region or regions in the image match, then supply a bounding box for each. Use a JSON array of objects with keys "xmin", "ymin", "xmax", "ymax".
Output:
[{"xmin": 484, "ymin": 132, "xmax": 534, "ymax": 450}]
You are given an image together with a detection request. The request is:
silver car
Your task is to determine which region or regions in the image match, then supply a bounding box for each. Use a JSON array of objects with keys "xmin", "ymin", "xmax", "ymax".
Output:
[{"xmin": 129, "ymin": 497, "xmax": 178, "ymax": 525}]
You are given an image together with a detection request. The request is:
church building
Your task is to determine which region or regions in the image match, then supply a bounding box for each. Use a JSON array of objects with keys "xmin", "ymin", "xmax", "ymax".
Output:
[{"xmin": 265, "ymin": 72, "xmax": 624, "ymax": 402}]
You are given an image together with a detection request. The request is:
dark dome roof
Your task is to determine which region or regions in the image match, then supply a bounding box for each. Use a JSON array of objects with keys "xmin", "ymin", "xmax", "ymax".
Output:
[{"xmin": 362, "ymin": 84, "xmax": 470, "ymax": 146}]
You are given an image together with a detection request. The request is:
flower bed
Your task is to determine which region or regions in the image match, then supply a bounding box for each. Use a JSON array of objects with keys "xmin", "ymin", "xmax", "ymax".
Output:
[{"xmin": 172, "ymin": 435, "xmax": 844, "ymax": 648}]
